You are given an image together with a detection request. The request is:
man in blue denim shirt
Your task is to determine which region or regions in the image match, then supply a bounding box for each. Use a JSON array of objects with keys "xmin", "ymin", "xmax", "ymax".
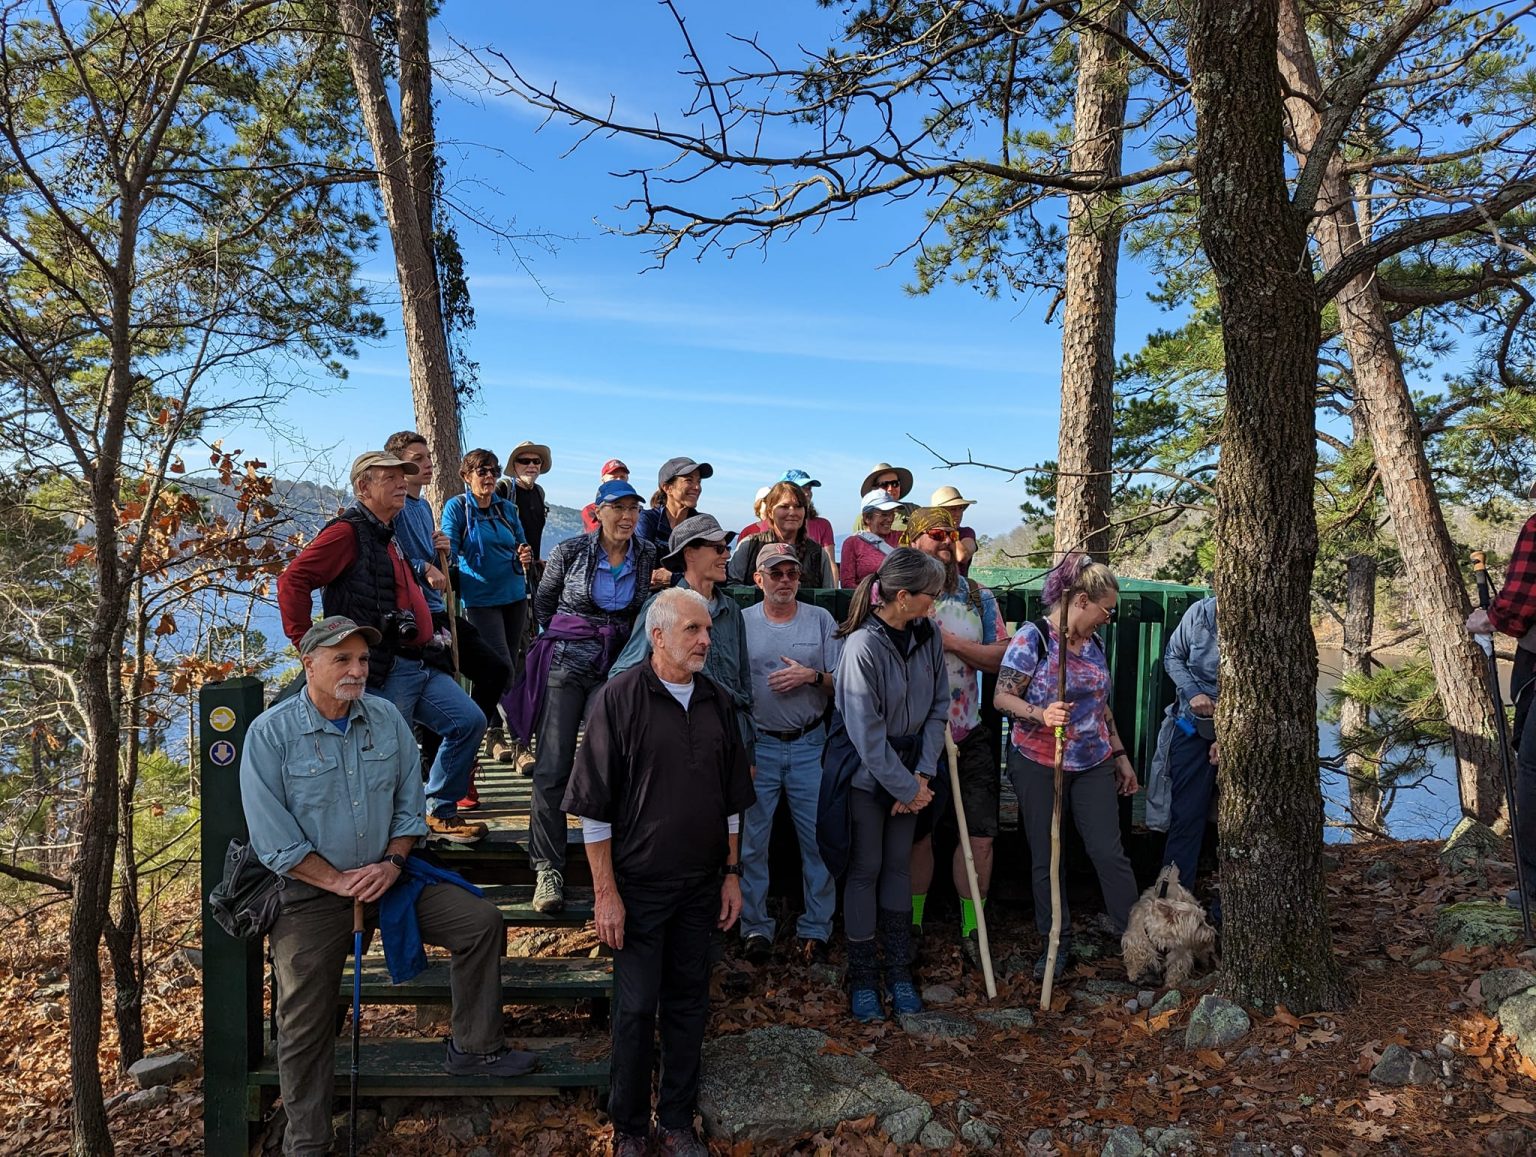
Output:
[{"xmin": 241, "ymin": 616, "xmax": 534, "ymax": 1155}]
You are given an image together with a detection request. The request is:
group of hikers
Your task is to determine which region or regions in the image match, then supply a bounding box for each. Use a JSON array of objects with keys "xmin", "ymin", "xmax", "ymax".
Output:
[{"xmin": 244, "ymin": 431, "xmax": 1228, "ymax": 1156}]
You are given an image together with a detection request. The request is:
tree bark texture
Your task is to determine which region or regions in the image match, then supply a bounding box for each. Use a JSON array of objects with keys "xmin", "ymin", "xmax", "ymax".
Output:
[
  {"xmin": 1053, "ymin": 3, "xmax": 1128, "ymax": 562},
  {"xmin": 1276, "ymin": 0, "xmax": 1503, "ymax": 825},
  {"xmin": 339, "ymin": 0, "xmax": 461, "ymax": 515},
  {"xmin": 1186, "ymin": 0, "xmax": 1347, "ymax": 1011},
  {"xmin": 1340, "ymin": 552, "xmax": 1383, "ymax": 838}
]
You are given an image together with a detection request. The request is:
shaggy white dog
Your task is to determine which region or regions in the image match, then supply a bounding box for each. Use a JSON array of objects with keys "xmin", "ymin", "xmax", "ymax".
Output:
[{"xmin": 1121, "ymin": 864, "xmax": 1218, "ymax": 988}]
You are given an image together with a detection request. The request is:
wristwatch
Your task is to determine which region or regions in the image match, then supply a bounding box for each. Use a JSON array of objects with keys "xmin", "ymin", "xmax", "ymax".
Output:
[
  {"xmin": 722, "ymin": 863, "xmax": 743, "ymax": 877},
  {"xmin": 813, "ymin": 670, "xmax": 824, "ymax": 687},
  {"xmin": 384, "ymin": 854, "xmax": 408, "ymax": 870}
]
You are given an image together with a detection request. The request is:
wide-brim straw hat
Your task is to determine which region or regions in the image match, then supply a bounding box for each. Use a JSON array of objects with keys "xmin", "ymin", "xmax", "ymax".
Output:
[
  {"xmin": 861, "ymin": 462, "xmax": 914, "ymax": 498},
  {"xmin": 930, "ymin": 484, "xmax": 976, "ymax": 510},
  {"xmin": 505, "ymin": 440, "xmax": 552, "ymax": 476}
]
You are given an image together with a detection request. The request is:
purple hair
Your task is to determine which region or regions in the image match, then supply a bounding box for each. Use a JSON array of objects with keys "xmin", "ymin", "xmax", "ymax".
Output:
[{"xmin": 1042, "ymin": 553, "xmax": 1091, "ymax": 606}]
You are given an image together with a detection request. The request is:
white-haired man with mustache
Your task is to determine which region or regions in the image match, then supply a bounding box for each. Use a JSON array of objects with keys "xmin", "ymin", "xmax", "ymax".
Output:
[{"xmin": 241, "ymin": 616, "xmax": 534, "ymax": 1156}]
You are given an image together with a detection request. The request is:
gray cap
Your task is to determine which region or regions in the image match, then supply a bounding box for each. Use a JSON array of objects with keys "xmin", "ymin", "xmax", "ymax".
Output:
[
  {"xmin": 299, "ymin": 615, "xmax": 382, "ymax": 656},
  {"xmin": 754, "ymin": 542, "xmax": 801, "ymax": 573},
  {"xmin": 350, "ymin": 450, "xmax": 420, "ymax": 483},
  {"xmin": 662, "ymin": 513, "xmax": 735, "ymax": 569},
  {"xmin": 657, "ymin": 456, "xmax": 714, "ymax": 487}
]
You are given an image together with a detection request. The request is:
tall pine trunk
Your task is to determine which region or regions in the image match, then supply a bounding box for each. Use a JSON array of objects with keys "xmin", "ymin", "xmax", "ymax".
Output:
[
  {"xmin": 1053, "ymin": 3, "xmax": 1127, "ymax": 561},
  {"xmin": 338, "ymin": 0, "xmax": 461, "ymax": 513},
  {"xmin": 1276, "ymin": 0, "xmax": 1503, "ymax": 824},
  {"xmin": 1187, "ymin": 0, "xmax": 1346, "ymax": 1011},
  {"xmin": 1340, "ymin": 552, "xmax": 1384, "ymax": 837}
]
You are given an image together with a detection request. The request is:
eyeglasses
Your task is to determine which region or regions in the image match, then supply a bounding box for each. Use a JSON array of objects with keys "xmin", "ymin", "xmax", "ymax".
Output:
[
  {"xmin": 514, "ymin": 456, "xmax": 542, "ymax": 466},
  {"xmin": 762, "ymin": 565, "xmax": 801, "ymax": 580},
  {"xmin": 605, "ymin": 502, "xmax": 642, "ymax": 514},
  {"xmin": 690, "ymin": 542, "xmax": 731, "ymax": 555},
  {"xmin": 924, "ymin": 528, "xmax": 958, "ymax": 542},
  {"xmin": 470, "ymin": 465, "xmax": 499, "ymax": 477},
  {"xmin": 876, "ymin": 477, "xmax": 902, "ymax": 490}
]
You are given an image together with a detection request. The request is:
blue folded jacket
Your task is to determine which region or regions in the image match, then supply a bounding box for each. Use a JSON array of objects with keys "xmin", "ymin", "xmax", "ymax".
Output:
[{"xmin": 377, "ymin": 854, "xmax": 485, "ymax": 984}]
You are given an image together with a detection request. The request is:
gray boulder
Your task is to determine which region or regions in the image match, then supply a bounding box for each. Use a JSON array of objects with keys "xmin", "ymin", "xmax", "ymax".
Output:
[
  {"xmin": 127, "ymin": 1051, "xmax": 195, "ymax": 1089},
  {"xmin": 1481, "ymin": 968, "xmax": 1536, "ymax": 1014},
  {"xmin": 961, "ymin": 1117, "xmax": 1002, "ymax": 1149},
  {"xmin": 918, "ymin": 1120, "xmax": 956, "ymax": 1149},
  {"xmin": 920, "ymin": 984, "xmax": 958, "ymax": 1005},
  {"xmin": 1440, "ymin": 816, "xmax": 1503, "ymax": 870},
  {"xmin": 1499, "ymin": 991, "xmax": 1536, "ymax": 1057},
  {"xmin": 1151, "ymin": 990, "xmax": 1183, "ymax": 1018},
  {"xmin": 1185, "ymin": 995, "xmax": 1251, "ymax": 1050},
  {"xmin": 1369, "ymin": 1043, "xmax": 1436, "ymax": 1087},
  {"xmin": 125, "ymin": 1085, "xmax": 172, "ymax": 1110},
  {"xmin": 1101, "ymin": 1124, "xmax": 1146, "ymax": 1156},
  {"xmin": 1438, "ymin": 902, "xmax": 1525, "ymax": 949},
  {"xmin": 1155, "ymin": 1126, "xmax": 1199, "ymax": 1153},
  {"xmin": 899, "ymin": 1010, "xmax": 977, "ymax": 1041},
  {"xmin": 977, "ymin": 1006, "xmax": 1035, "ymax": 1031},
  {"xmin": 698, "ymin": 1026, "xmax": 931, "ymax": 1143}
]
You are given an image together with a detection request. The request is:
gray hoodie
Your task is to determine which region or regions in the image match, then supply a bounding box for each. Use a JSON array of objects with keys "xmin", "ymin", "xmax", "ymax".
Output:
[{"xmin": 835, "ymin": 616, "xmax": 950, "ymax": 802}]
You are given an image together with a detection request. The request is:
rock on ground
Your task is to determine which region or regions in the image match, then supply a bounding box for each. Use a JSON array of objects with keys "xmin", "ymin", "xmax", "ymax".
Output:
[
  {"xmin": 1151, "ymin": 990, "xmax": 1183, "ymax": 1018},
  {"xmin": 961, "ymin": 1116, "xmax": 1002, "ymax": 1149},
  {"xmin": 127, "ymin": 1051, "xmax": 195, "ymax": 1089},
  {"xmin": 1498, "ymin": 991, "xmax": 1536, "ymax": 1058},
  {"xmin": 899, "ymin": 1010, "xmax": 977, "ymax": 1040},
  {"xmin": 920, "ymin": 984, "xmax": 957, "ymax": 1005},
  {"xmin": 1185, "ymin": 995, "xmax": 1251, "ymax": 1050},
  {"xmin": 1440, "ymin": 816, "xmax": 1503, "ymax": 870},
  {"xmin": 1101, "ymin": 1124, "xmax": 1145, "ymax": 1156},
  {"xmin": 1370, "ymin": 1043, "xmax": 1437, "ymax": 1087},
  {"xmin": 977, "ymin": 1006, "xmax": 1036, "ymax": 1031},
  {"xmin": 1481, "ymin": 968, "xmax": 1536, "ymax": 1015},
  {"xmin": 698, "ymin": 1026, "xmax": 931, "ymax": 1143},
  {"xmin": 1437, "ymin": 902, "xmax": 1525, "ymax": 950},
  {"xmin": 918, "ymin": 1120, "xmax": 956, "ymax": 1149}
]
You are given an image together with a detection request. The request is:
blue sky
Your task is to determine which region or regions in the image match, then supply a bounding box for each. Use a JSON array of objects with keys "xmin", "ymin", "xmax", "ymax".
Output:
[{"xmin": 220, "ymin": 1, "xmax": 1183, "ymax": 537}]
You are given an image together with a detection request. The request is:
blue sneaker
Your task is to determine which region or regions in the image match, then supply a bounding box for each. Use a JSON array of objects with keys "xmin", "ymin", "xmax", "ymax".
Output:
[
  {"xmin": 889, "ymin": 979, "xmax": 922, "ymax": 1016},
  {"xmin": 850, "ymin": 984, "xmax": 884, "ymax": 1023}
]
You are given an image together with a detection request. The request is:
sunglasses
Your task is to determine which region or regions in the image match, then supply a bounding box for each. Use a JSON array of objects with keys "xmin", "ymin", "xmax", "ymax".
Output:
[
  {"xmin": 469, "ymin": 465, "xmax": 499, "ymax": 477},
  {"xmin": 876, "ymin": 478, "xmax": 902, "ymax": 490},
  {"xmin": 762, "ymin": 564, "xmax": 801, "ymax": 580},
  {"xmin": 691, "ymin": 542, "xmax": 731, "ymax": 555},
  {"xmin": 514, "ymin": 456, "xmax": 542, "ymax": 466},
  {"xmin": 924, "ymin": 528, "xmax": 958, "ymax": 542}
]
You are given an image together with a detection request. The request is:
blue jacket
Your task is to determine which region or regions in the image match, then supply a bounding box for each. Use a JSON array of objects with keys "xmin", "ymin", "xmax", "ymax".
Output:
[
  {"xmin": 377, "ymin": 854, "xmax": 485, "ymax": 984},
  {"xmin": 442, "ymin": 491, "xmax": 528, "ymax": 607}
]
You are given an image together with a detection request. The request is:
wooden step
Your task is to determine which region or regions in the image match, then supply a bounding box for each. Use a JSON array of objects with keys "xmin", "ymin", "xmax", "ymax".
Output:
[
  {"xmin": 249, "ymin": 1035, "xmax": 609, "ymax": 1096},
  {"xmin": 341, "ymin": 956, "xmax": 610, "ymax": 1005},
  {"xmin": 479, "ymin": 883, "xmax": 594, "ymax": 927}
]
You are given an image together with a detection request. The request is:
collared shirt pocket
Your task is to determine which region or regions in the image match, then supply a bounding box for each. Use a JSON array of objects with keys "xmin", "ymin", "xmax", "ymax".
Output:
[
  {"xmin": 360, "ymin": 726, "xmax": 401, "ymax": 794},
  {"xmin": 282, "ymin": 747, "xmax": 342, "ymax": 811}
]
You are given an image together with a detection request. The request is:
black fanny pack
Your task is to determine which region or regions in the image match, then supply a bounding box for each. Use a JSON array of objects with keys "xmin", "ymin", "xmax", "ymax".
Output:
[{"xmin": 207, "ymin": 838, "xmax": 285, "ymax": 940}]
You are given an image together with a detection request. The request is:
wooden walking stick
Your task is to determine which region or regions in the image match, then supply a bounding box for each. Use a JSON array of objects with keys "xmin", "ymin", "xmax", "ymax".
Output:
[
  {"xmin": 437, "ymin": 547, "xmax": 461, "ymax": 674},
  {"xmin": 945, "ymin": 724, "xmax": 996, "ymax": 998},
  {"xmin": 1040, "ymin": 588, "xmax": 1072, "ymax": 1010}
]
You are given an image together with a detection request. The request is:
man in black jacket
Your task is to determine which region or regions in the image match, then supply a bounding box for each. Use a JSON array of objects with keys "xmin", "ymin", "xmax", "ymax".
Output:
[{"xmin": 564, "ymin": 587, "xmax": 756, "ymax": 1157}]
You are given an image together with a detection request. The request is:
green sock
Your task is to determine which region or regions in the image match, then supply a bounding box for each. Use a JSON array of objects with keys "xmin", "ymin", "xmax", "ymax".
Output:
[
  {"xmin": 959, "ymin": 897, "xmax": 988, "ymax": 937},
  {"xmin": 911, "ymin": 893, "xmax": 927, "ymax": 928}
]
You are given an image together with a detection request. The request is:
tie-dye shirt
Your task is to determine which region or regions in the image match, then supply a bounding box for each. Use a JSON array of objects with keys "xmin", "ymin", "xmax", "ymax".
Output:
[
  {"xmin": 999, "ymin": 621, "xmax": 1113, "ymax": 771},
  {"xmin": 930, "ymin": 577, "xmax": 1005, "ymax": 740}
]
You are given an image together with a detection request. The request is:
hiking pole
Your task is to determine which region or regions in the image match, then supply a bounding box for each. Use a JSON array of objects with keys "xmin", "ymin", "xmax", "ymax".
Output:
[
  {"xmin": 349, "ymin": 898, "xmax": 364, "ymax": 1157},
  {"xmin": 1040, "ymin": 590, "xmax": 1072, "ymax": 1010},
  {"xmin": 437, "ymin": 548, "xmax": 461, "ymax": 674},
  {"xmin": 945, "ymin": 724, "xmax": 996, "ymax": 999},
  {"xmin": 1472, "ymin": 551, "xmax": 1533, "ymax": 944}
]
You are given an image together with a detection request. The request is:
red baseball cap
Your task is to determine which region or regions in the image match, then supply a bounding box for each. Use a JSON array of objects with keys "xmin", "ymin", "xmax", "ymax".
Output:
[{"xmin": 600, "ymin": 458, "xmax": 629, "ymax": 477}]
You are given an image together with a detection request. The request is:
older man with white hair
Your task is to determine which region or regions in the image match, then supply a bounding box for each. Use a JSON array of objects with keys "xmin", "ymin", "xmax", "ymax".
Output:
[{"xmin": 564, "ymin": 587, "xmax": 757, "ymax": 1157}]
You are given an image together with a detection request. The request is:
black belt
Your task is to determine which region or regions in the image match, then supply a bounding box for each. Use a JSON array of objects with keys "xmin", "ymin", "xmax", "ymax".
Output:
[{"xmin": 758, "ymin": 719, "xmax": 826, "ymax": 743}]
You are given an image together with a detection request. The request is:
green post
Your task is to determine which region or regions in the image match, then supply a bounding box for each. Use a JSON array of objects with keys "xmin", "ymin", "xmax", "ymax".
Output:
[{"xmin": 200, "ymin": 677, "xmax": 267, "ymax": 1157}]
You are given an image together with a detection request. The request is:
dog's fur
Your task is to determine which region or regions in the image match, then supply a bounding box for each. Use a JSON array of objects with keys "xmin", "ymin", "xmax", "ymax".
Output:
[{"xmin": 1121, "ymin": 864, "xmax": 1218, "ymax": 988}]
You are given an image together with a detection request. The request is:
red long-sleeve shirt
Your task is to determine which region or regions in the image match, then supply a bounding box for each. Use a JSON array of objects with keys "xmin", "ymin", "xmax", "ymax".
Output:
[
  {"xmin": 276, "ymin": 519, "xmax": 434, "ymax": 649},
  {"xmin": 1490, "ymin": 514, "xmax": 1536, "ymax": 642}
]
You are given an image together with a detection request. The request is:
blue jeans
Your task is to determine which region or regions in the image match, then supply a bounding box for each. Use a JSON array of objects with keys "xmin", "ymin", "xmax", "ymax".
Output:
[
  {"xmin": 377, "ymin": 656, "xmax": 486, "ymax": 818},
  {"xmin": 739, "ymin": 729, "xmax": 836, "ymax": 943},
  {"xmin": 1160, "ymin": 726, "xmax": 1217, "ymax": 887}
]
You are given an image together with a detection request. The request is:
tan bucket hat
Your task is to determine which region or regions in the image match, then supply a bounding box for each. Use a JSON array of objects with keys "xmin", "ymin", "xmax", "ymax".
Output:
[
  {"xmin": 930, "ymin": 484, "xmax": 976, "ymax": 510},
  {"xmin": 861, "ymin": 462, "xmax": 913, "ymax": 499},
  {"xmin": 505, "ymin": 440, "xmax": 552, "ymax": 476}
]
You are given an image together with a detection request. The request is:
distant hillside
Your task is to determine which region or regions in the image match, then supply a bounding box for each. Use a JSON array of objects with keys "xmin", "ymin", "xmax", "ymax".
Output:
[{"xmin": 192, "ymin": 476, "xmax": 584, "ymax": 548}]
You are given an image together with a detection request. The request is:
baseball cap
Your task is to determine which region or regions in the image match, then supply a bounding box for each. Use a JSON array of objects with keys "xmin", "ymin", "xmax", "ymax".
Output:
[
  {"xmin": 860, "ymin": 488, "xmax": 904, "ymax": 513},
  {"xmin": 779, "ymin": 468, "xmax": 821, "ymax": 489},
  {"xmin": 755, "ymin": 542, "xmax": 801, "ymax": 572},
  {"xmin": 349, "ymin": 450, "xmax": 420, "ymax": 483},
  {"xmin": 594, "ymin": 479, "xmax": 643, "ymax": 506},
  {"xmin": 657, "ymin": 456, "xmax": 714, "ymax": 487},
  {"xmin": 299, "ymin": 615, "xmax": 382, "ymax": 656},
  {"xmin": 662, "ymin": 514, "xmax": 736, "ymax": 568},
  {"xmin": 600, "ymin": 458, "xmax": 629, "ymax": 477}
]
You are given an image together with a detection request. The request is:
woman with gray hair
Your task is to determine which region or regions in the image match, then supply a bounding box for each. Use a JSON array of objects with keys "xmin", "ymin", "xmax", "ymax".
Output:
[
  {"xmin": 832, "ymin": 547, "xmax": 949, "ymax": 1023},
  {"xmin": 994, "ymin": 553, "xmax": 1139, "ymax": 982}
]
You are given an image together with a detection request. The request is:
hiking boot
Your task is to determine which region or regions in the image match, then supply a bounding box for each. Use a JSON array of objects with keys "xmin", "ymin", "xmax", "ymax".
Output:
[
  {"xmin": 443, "ymin": 1039, "xmax": 538, "ymax": 1077},
  {"xmin": 515, "ymin": 746, "xmax": 537, "ymax": 777},
  {"xmin": 657, "ymin": 1125, "xmax": 708, "ymax": 1156},
  {"xmin": 799, "ymin": 937, "xmax": 830, "ymax": 965},
  {"xmin": 889, "ymin": 979, "xmax": 922, "ymax": 1016},
  {"xmin": 848, "ymin": 937, "xmax": 883, "ymax": 1023},
  {"xmin": 1033, "ymin": 934, "xmax": 1073, "ymax": 982},
  {"xmin": 612, "ymin": 1132, "xmax": 649, "ymax": 1157},
  {"xmin": 532, "ymin": 869, "xmax": 565, "ymax": 914},
  {"xmin": 426, "ymin": 812, "xmax": 487, "ymax": 843},
  {"xmin": 486, "ymin": 728, "xmax": 515, "ymax": 764},
  {"xmin": 741, "ymin": 934, "xmax": 773, "ymax": 964}
]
